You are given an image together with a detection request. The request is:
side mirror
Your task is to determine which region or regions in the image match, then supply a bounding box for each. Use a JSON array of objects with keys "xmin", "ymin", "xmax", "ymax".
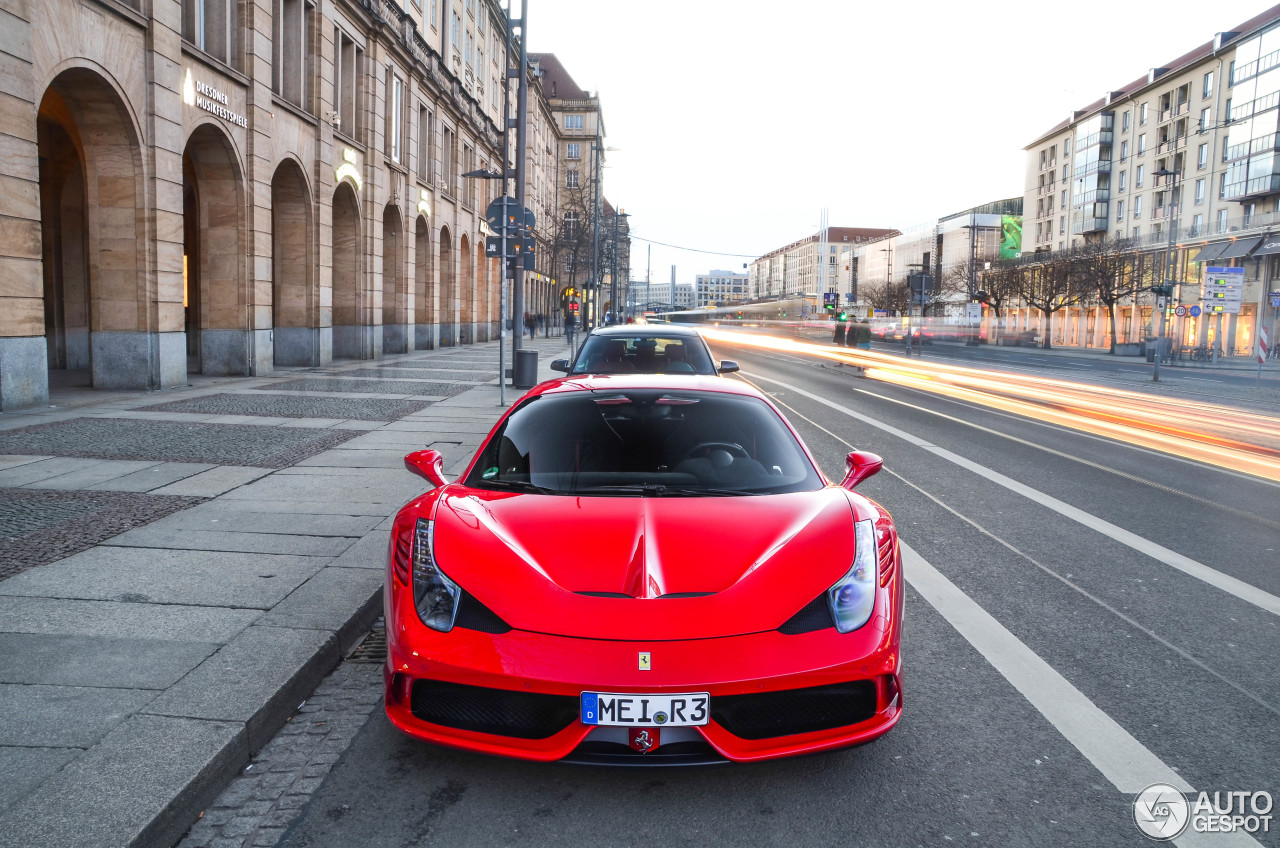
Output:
[
  {"xmin": 404, "ymin": 449, "xmax": 450, "ymax": 488},
  {"xmin": 718, "ymin": 360, "xmax": 740, "ymax": 374},
  {"xmin": 549, "ymin": 358, "xmax": 570, "ymax": 373},
  {"xmin": 840, "ymin": 450, "xmax": 882, "ymax": 490}
]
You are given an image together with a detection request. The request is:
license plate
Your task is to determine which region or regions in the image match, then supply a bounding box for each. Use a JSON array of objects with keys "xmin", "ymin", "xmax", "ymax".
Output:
[{"xmin": 580, "ymin": 692, "xmax": 709, "ymax": 726}]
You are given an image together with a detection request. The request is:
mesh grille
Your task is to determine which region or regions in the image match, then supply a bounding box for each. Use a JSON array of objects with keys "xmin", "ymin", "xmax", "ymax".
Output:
[
  {"xmin": 777, "ymin": 593, "xmax": 832, "ymax": 634},
  {"xmin": 711, "ymin": 681, "xmax": 877, "ymax": 740},
  {"xmin": 410, "ymin": 680, "xmax": 578, "ymax": 739}
]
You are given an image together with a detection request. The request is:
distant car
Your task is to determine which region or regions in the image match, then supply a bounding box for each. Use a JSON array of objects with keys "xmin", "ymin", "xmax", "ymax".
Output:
[
  {"xmin": 384, "ymin": 374, "xmax": 904, "ymax": 763},
  {"xmin": 550, "ymin": 325, "xmax": 738, "ymax": 376}
]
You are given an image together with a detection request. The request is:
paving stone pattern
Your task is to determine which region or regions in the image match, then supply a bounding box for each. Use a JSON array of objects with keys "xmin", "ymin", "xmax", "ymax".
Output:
[
  {"xmin": 175, "ymin": 644, "xmax": 384, "ymax": 848},
  {"xmin": 359, "ymin": 361, "xmax": 494, "ymax": 372},
  {"xmin": 0, "ymin": 419, "xmax": 361, "ymax": 468},
  {"xmin": 139, "ymin": 393, "xmax": 433, "ymax": 421},
  {"xmin": 338, "ymin": 368, "xmax": 491, "ymax": 382},
  {"xmin": 258, "ymin": 379, "xmax": 475, "ymax": 397},
  {"xmin": 0, "ymin": 488, "xmax": 206, "ymax": 579}
]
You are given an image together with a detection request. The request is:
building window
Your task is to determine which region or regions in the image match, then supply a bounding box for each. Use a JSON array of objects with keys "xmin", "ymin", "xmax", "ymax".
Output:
[
  {"xmin": 1117, "ymin": 199, "xmax": 1125, "ymax": 221},
  {"xmin": 272, "ymin": 0, "xmax": 314, "ymax": 110},
  {"xmin": 1137, "ymin": 134, "xmax": 1146, "ymax": 155},
  {"xmin": 1195, "ymin": 178, "xmax": 1205, "ymax": 204},
  {"xmin": 333, "ymin": 28, "xmax": 362, "ymax": 139},
  {"xmin": 1059, "ymin": 216, "xmax": 1065, "ymax": 235},
  {"xmin": 565, "ymin": 114, "xmax": 583, "ymax": 130},
  {"xmin": 565, "ymin": 169, "xmax": 579, "ymax": 188},
  {"xmin": 566, "ymin": 142, "xmax": 581, "ymax": 160},
  {"xmin": 1122, "ymin": 110, "xmax": 1130, "ymax": 133},
  {"xmin": 388, "ymin": 74, "xmax": 404, "ymax": 163},
  {"xmin": 1134, "ymin": 196, "xmax": 1143, "ymax": 218},
  {"xmin": 1136, "ymin": 164, "xmax": 1144, "ymax": 187},
  {"xmin": 1198, "ymin": 143, "xmax": 1208, "ymax": 169},
  {"xmin": 1217, "ymin": 208, "xmax": 1228, "ymax": 232},
  {"xmin": 418, "ymin": 107, "xmax": 433, "ymax": 181},
  {"xmin": 1120, "ymin": 140, "xmax": 1128, "ymax": 161},
  {"xmin": 1223, "ymin": 137, "xmax": 1230, "ymax": 162},
  {"xmin": 442, "ymin": 126, "xmax": 455, "ymax": 192},
  {"xmin": 1061, "ymin": 189, "xmax": 1066, "ymax": 207},
  {"xmin": 184, "ymin": 0, "xmax": 239, "ymax": 67},
  {"xmin": 1192, "ymin": 213, "xmax": 1203, "ymax": 234},
  {"xmin": 1119, "ymin": 170, "xmax": 1127, "ymax": 192},
  {"xmin": 1140, "ymin": 103, "xmax": 1148, "ymax": 125},
  {"xmin": 429, "ymin": 0, "xmax": 438, "ymax": 28},
  {"xmin": 1203, "ymin": 71, "xmax": 1214, "ymax": 99},
  {"xmin": 1200, "ymin": 107, "xmax": 1211, "ymax": 132}
]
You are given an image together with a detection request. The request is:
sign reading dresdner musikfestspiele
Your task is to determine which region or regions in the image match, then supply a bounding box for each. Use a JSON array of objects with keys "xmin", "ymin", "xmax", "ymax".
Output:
[
  {"xmin": 1203, "ymin": 266, "xmax": 1245, "ymax": 314},
  {"xmin": 182, "ymin": 69, "xmax": 247, "ymax": 128}
]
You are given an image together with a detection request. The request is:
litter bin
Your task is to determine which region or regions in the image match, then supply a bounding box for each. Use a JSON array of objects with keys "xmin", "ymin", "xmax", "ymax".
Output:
[
  {"xmin": 1145, "ymin": 337, "xmax": 1157, "ymax": 363},
  {"xmin": 513, "ymin": 348, "xmax": 538, "ymax": 389}
]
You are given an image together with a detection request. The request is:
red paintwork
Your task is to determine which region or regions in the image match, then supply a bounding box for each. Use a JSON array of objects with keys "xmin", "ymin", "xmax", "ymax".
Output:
[{"xmin": 384, "ymin": 375, "xmax": 904, "ymax": 762}]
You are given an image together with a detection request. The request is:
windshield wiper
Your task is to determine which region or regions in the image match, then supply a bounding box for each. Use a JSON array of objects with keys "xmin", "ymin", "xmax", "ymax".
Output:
[
  {"xmin": 473, "ymin": 479, "xmax": 560, "ymax": 495},
  {"xmin": 573, "ymin": 484, "xmax": 753, "ymax": 497}
]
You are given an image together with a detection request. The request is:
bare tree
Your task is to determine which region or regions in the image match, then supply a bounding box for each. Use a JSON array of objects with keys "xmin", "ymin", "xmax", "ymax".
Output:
[
  {"xmin": 1073, "ymin": 237, "xmax": 1151, "ymax": 353},
  {"xmin": 1013, "ymin": 248, "xmax": 1092, "ymax": 349},
  {"xmin": 548, "ymin": 185, "xmax": 596, "ymax": 303},
  {"xmin": 976, "ymin": 258, "xmax": 1024, "ymax": 345}
]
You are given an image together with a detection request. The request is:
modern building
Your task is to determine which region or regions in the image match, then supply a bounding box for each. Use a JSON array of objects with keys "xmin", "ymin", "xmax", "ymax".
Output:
[
  {"xmin": 749, "ymin": 227, "xmax": 898, "ymax": 301},
  {"xmin": 695, "ymin": 270, "xmax": 750, "ymax": 308},
  {"xmin": 845, "ymin": 200, "xmax": 1021, "ymax": 320},
  {"xmin": 1020, "ymin": 4, "xmax": 1280, "ymax": 354},
  {"xmin": 0, "ymin": 0, "xmax": 611, "ymax": 410},
  {"xmin": 629, "ymin": 281, "xmax": 694, "ymax": 313}
]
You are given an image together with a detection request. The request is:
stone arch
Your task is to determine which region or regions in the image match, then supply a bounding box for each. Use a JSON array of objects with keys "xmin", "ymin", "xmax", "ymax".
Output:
[
  {"xmin": 271, "ymin": 158, "xmax": 315, "ymax": 366},
  {"xmin": 382, "ymin": 204, "xmax": 407, "ymax": 354},
  {"xmin": 183, "ymin": 121, "xmax": 248, "ymax": 375},
  {"xmin": 438, "ymin": 225, "xmax": 455, "ymax": 347},
  {"xmin": 36, "ymin": 67, "xmax": 148, "ymax": 394},
  {"xmin": 475, "ymin": 238, "xmax": 490, "ymax": 341},
  {"xmin": 413, "ymin": 215, "xmax": 434, "ymax": 350},
  {"xmin": 459, "ymin": 233, "xmax": 472, "ymax": 344},
  {"xmin": 332, "ymin": 180, "xmax": 369, "ymax": 358}
]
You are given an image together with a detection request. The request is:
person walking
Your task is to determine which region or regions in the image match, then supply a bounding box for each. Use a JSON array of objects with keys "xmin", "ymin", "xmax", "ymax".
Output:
[
  {"xmin": 524, "ymin": 313, "xmax": 537, "ymax": 339},
  {"xmin": 851, "ymin": 318, "xmax": 872, "ymax": 350},
  {"xmin": 833, "ymin": 319, "xmax": 847, "ymax": 346}
]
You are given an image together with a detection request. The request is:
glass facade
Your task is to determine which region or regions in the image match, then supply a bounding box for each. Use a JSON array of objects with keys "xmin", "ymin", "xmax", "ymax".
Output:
[
  {"xmin": 1224, "ymin": 28, "xmax": 1280, "ymax": 200},
  {"xmin": 1071, "ymin": 113, "xmax": 1114, "ymax": 233}
]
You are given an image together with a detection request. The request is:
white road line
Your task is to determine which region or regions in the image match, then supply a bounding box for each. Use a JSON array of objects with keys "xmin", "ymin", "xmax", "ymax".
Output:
[
  {"xmin": 903, "ymin": 543, "xmax": 1262, "ymax": 848},
  {"xmin": 747, "ymin": 372, "xmax": 1280, "ymax": 618}
]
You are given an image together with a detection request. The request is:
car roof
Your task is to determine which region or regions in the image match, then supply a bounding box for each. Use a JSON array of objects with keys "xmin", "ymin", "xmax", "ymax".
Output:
[
  {"xmin": 585, "ymin": 324, "xmax": 704, "ymax": 338},
  {"xmin": 532, "ymin": 374, "xmax": 760, "ymax": 398}
]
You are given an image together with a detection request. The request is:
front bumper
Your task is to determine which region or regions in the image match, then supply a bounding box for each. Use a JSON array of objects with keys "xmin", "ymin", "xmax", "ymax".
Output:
[{"xmin": 383, "ymin": 603, "xmax": 902, "ymax": 763}]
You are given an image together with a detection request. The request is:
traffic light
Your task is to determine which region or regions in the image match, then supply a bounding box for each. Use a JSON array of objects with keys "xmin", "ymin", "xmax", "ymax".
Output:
[
  {"xmin": 837, "ymin": 311, "xmax": 847, "ymax": 321},
  {"xmin": 975, "ymin": 290, "xmax": 990, "ymax": 306},
  {"xmin": 569, "ymin": 300, "xmax": 579, "ymax": 314},
  {"xmin": 1152, "ymin": 284, "xmax": 1174, "ymax": 297}
]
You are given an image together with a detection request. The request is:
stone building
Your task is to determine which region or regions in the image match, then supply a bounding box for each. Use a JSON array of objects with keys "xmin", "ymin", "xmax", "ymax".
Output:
[
  {"xmin": 0, "ymin": 0, "xmax": 598, "ymax": 410},
  {"xmin": 749, "ymin": 227, "xmax": 898, "ymax": 300}
]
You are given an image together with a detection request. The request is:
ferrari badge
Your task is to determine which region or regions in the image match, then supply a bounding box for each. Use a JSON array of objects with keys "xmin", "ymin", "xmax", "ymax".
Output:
[
  {"xmin": 638, "ymin": 651, "xmax": 651, "ymax": 670},
  {"xmin": 629, "ymin": 727, "xmax": 659, "ymax": 753}
]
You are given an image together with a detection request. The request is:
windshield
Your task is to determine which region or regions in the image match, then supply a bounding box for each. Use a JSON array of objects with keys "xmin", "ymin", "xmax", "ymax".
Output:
[
  {"xmin": 464, "ymin": 390, "xmax": 823, "ymax": 496},
  {"xmin": 570, "ymin": 334, "xmax": 716, "ymax": 375}
]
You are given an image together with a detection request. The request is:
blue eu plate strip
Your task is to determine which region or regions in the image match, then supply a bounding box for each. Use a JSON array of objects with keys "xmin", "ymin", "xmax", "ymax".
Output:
[{"xmin": 580, "ymin": 693, "xmax": 598, "ymax": 725}]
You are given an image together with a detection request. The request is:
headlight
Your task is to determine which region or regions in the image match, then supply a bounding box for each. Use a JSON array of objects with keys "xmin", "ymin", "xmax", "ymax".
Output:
[
  {"xmin": 826, "ymin": 519, "xmax": 877, "ymax": 633},
  {"xmin": 413, "ymin": 519, "xmax": 461, "ymax": 632}
]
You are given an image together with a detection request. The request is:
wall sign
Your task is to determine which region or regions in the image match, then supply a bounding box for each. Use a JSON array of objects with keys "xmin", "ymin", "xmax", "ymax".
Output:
[{"xmin": 182, "ymin": 69, "xmax": 247, "ymax": 128}]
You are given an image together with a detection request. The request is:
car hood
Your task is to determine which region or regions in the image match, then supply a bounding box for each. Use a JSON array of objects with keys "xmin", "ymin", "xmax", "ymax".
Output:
[{"xmin": 431, "ymin": 487, "xmax": 859, "ymax": 640}]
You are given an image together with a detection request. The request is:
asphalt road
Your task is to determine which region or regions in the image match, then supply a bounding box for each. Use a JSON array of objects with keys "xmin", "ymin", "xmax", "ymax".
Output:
[{"xmin": 273, "ymin": 338, "xmax": 1279, "ymax": 848}]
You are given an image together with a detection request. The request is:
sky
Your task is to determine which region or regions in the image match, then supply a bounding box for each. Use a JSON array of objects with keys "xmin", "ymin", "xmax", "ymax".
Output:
[{"xmin": 525, "ymin": 0, "xmax": 1276, "ymax": 286}]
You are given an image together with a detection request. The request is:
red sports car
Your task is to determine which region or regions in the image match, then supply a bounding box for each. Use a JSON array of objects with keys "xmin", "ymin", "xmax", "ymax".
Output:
[{"xmin": 384, "ymin": 374, "xmax": 903, "ymax": 764}]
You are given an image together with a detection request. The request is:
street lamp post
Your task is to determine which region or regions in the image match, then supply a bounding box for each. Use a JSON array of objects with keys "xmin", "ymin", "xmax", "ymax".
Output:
[{"xmin": 1152, "ymin": 164, "xmax": 1181, "ymax": 382}]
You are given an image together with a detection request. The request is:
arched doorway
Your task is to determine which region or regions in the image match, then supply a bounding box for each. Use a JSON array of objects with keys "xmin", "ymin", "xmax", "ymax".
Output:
[
  {"xmin": 382, "ymin": 204, "xmax": 407, "ymax": 354},
  {"xmin": 459, "ymin": 233, "xmax": 472, "ymax": 344},
  {"xmin": 475, "ymin": 239, "xmax": 490, "ymax": 341},
  {"xmin": 438, "ymin": 225, "xmax": 455, "ymax": 347},
  {"xmin": 183, "ymin": 123, "xmax": 247, "ymax": 375},
  {"xmin": 332, "ymin": 181, "xmax": 369, "ymax": 358},
  {"xmin": 414, "ymin": 216, "xmax": 434, "ymax": 350},
  {"xmin": 271, "ymin": 159, "xmax": 314, "ymax": 366},
  {"xmin": 36, "ymin": 69, "xmax": 147, "ymax": 394}
]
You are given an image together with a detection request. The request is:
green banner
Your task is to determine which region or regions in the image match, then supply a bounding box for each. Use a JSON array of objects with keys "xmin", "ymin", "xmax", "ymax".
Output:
[{"xmin": 1000, "ymin": 215, "xmax": 1023, "ymax": 259}]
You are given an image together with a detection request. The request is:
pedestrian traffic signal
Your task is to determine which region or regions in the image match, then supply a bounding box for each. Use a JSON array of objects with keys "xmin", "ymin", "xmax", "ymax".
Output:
[
  {"xmin": 837, "ymin": 311, "xmax": 847, "ymax": 321},
  {"xmin": 569, "ymin": 300, "xmax": 579, "ymax": 314}
]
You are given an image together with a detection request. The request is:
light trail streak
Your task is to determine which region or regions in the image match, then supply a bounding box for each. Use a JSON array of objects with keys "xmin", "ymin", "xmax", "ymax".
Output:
[{"xmin": 699, "ymin": 327, "xmax": 1280, "ymax": 483}]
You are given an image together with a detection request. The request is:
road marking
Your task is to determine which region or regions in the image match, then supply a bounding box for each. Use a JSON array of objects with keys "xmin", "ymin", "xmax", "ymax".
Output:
[
  {"xmin": 903, "ymin": 542, "xmax": 1263, "ymax": 847},
  {"xmin": 1183, "ymin": 377, "xmax": 1225, "ymax": 383},
  {"xmin": 746, "ymin": 372, "xmax": 1280, "ymax": 618}
]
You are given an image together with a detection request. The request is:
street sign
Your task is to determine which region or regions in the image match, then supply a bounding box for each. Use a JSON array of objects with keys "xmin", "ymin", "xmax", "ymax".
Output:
[
  {"xmin": 486, "ymin": 196, "xmax": 535, "ymax": 236},
  {"xmin": 1189, "ymin": 304, "xmax": 1202, "ymax": 317},
  {"xmin": 845, "ymin": 292, "xmax": 856, "ymax": 302},
  {"xmin": 966, "ymin": 303, "xmax": 982, "ymax": 322},
  {"xmin": 1203, "ymin": 266, "xmax": 1244, "ymax": 314},
  {"xmin": 1174, "ymin": 305, "xmax": 1187, "ymax": 317},
  {"xmin": 1272, "ymin": 295, "xmax": 1280, "ymax": 308},
  {"xmin": 823, "ymin": 292, "xmax": 838, "ymax": 305}
]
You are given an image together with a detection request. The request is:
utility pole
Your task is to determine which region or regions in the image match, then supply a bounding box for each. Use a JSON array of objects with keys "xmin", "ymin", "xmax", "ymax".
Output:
[{"xmin": 511, "ymin": 0, "xmax": 529, "ymax": 363}]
